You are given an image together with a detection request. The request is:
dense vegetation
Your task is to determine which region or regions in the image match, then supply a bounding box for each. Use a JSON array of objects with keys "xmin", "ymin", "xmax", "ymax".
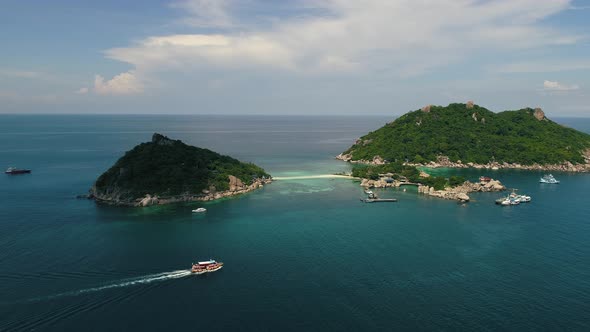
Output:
[
  {"xmin": 343, "ymin": 103, "xmax": 590, "ymax": 165},
  {"xmin": 351, "ymin": 162, "xmax": 465, "ymax": 190},
  {"xmin": 93, "ymin": 133, "xmax": 270, "ymax": 200}
]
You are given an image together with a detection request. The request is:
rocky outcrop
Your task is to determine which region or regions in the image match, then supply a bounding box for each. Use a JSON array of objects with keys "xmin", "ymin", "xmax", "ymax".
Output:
[
  {"xmin": 336, "ymin": 153, "xmax": 387, "ymax": 165},
  {"xmin": 417, "ymin": 179, "xmax": 506, "ymax": 202},
  {"xmin": 139, "ymin": 194, "xmax": 159, "ymax": 207},
  {"xmin": 336, "ymin": 153, "xmax": 353, "ymax": 162},
  {"xmin": 197, "ymin": 177, "xmax": 270, "ymax": 202},
  {"xmin": 151, "ymin": 133, "xmax": 175, "ymax": 146},
  {"xmin": 421, "ymin": 105, "xmax": 431, "ymax": 113},
  {"xmin": 466, "ymin": 101, "xmax": 475, "ymax": 109},
  {"xmin": 228, "ymin": 175, "xmax": 245, "ymax": 191},
  {"xmin": 372, "ymin": 155, "xmax": 385, "ymax": 165},
  {"xmin": 533, "ymin": 108, "xmax": 545, "ymax": 121}
]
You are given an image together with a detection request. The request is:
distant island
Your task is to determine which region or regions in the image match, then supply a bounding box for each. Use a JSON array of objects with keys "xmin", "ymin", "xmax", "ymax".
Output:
[
  {"xmin": 337, "ymin": 102, "xmax": 590, "ymax": 172},
  {"xmin": 89, "ymin": 133, "xmax": 271, "ymax": 206}
]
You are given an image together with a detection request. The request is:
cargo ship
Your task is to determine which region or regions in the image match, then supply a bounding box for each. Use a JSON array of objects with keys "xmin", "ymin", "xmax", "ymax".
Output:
[
  {"xmin": 5, "ymin": 167, "xmax": 31, "ymax": 175},
  {"xmin": 191, "ymin": 259, "xmax": 223, "ymax": 274}
]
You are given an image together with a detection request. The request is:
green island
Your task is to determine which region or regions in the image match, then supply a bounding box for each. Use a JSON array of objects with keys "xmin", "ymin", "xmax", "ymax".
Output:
[
  {"xmin": 89, "ymin": 133, "xmax": 271, "ymax": 206},
  {"xmin": 338, "ymin": 102, "xmax": 590, "ymax": 172}
]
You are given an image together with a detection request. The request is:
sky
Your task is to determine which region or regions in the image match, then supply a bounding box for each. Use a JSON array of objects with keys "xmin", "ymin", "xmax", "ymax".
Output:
[{"xmin": 1, "ymin": 0, "xmax": 590, "ymax": 116}]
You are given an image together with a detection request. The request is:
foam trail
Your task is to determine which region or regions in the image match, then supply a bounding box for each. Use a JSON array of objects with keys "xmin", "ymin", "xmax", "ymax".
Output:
[{"xmin": 18, "ymin": 269, "xmax": 192, "ymax": 304}]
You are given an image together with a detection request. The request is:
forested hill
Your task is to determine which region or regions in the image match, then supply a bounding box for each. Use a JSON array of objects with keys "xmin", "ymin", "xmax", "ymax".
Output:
[
  {"xmin": 340, "ymin": 103, "xmax": 590, "ymax": 165},
  {"xmin": 90, "ymin": 133, "xmax": 270, "ymax": 204}
]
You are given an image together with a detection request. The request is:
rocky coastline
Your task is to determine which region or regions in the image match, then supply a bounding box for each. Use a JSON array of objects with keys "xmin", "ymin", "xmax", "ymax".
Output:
[
  {"xmin": 416, "ymin": 179, "xmax": 505, "ymax": 202},
  {"xmin": 89, "ymin": 176, "xmax": 272, "ymax": 207},
  {"xmin": 359, "ymin": 175, "xmax": 506, "ymax": 202},
  {"xmin": 337, "ymin": 153, "xmax": 590, "ymax": 172}
]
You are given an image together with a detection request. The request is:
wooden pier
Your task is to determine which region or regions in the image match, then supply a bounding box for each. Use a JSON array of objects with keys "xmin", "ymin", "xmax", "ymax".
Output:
[{"xmin": 360, "ymin": 198, "xmax": 398, "ymax": 203}]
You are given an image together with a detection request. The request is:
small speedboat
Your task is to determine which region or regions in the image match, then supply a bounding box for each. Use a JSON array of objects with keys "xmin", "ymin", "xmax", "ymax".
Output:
[
  {"xmin": 540, "ymin": 174, "xmax": 559, "ymax": 184},
  {"xmin": 5, "ymin": 167, "xmax": 31, "ymax": 175},
  {"xmin": 192, "ymin": 208, "xmax": 206, "ymax": 213},
  {"xmin": 191, "ymin": 259, "xmax": 223, "ymax": 274}
]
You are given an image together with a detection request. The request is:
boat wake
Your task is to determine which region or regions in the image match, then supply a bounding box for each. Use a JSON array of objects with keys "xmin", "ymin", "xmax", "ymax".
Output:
[
  {"xmin": 0, "ymin": 269, "xmax": 195, "ymax": 331},
  {"xmin": 18, "ymin": 269, "xmax": 193, "ymax": 304}
]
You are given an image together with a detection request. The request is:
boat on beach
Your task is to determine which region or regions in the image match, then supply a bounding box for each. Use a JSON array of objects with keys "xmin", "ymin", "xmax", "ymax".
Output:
[
  {"xmin": 5, "ymin": 167, "xmax": 31, "ymax": 175},
  {"xmin": 539, "ymin": 174, "xmax": 559, "ymax": 184},
  {"xmin": 191, "ymin": 259, "xmax": 223, "ymax": 274}
]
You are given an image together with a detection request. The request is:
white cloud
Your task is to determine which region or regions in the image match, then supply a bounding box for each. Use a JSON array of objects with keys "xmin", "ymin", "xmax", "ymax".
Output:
[
  {"xmin": 543, "ymin": 80, "xmax": 580, "ymax": 91},
  {"xmin": 98, "ymin": 0, "xmax": 579, "ymax": 91},
  {"xmin": 76, "ymin": 87, "xmax": 89, "ymax": 94},
  {"xmin": 94, "ymin": 71, "xmax": 143, "ymax": 95}
]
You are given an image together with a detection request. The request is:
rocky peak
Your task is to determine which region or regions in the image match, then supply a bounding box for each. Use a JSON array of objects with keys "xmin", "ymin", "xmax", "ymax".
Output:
[
  {"xmin": 228, "ymin": 175, "xmax": 245, "ymax": 191},
  {"xmin": 421, "ymin": 105, "xmax": 431, "ymax": 113},
  {"xmin": 533, "ymin": 108, "xmax": 545, "ymax": 121},
  {"xmin": 466, "ymin": 101, "xmax": 474, "ymax": 109},
  {"xmin": 151, "ymin": 133, "xmax": 175, "ymax": 146}
]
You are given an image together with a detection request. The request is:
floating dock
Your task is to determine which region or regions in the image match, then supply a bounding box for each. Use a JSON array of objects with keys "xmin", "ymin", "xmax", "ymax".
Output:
[{"xmin": 361, "ymin": 198, "xmax": 398, "ymax": 203}]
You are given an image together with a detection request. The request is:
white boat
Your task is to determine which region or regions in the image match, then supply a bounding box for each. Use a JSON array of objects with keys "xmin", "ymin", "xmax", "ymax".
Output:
[
  {"xmin": 519, "ymin": 195, "xmax": 531, "ymax": 203},
  {"xmin": 540, "ymin": 174, "xmax": 559, "ymax": 184},
  {"xmin": 192, "ymin": 208, "xmax": 206, "ymax": 213}
]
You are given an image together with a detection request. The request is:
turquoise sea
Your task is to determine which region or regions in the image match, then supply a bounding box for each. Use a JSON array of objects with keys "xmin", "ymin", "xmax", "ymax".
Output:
[{"xmin": 1, "ymin": 115, "xmax": 590, "ymax": 331}]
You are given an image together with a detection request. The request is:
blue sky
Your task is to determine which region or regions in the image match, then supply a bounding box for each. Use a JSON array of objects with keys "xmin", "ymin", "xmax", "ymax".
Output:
[{"xmin": 1, "ymin": 0, "xmax": 590, "ymax": 116}]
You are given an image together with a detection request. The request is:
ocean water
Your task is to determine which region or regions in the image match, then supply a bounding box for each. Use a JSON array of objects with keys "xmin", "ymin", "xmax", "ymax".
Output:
[{"xmin": 1, "ymin": 115, "xmax": 589, "ymax": 331}]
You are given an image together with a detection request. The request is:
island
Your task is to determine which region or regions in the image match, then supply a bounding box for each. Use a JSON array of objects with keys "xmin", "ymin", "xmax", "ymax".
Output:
[
  {"xmin": 337, "ymin": 102, "xmax": 590, "ymax": 172},
  {"xmin": 89, "ymin": 133, "xmax": 271, "ymax": 206}
]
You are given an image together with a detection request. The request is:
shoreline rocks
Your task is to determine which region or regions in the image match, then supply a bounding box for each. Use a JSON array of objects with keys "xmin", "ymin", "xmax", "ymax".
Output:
[
  {"xmin": 417, "ymin": 179, "xmax": 505, "ymax": 202},
  {"xmin": 338, "ymin": 153, "xmax": 590, "ymax": 172},
  {"xmin": 90, "ymin": 177, "xmax": 272, "ymax": 207},
  {"xmin": 358, "ymin": 174, "xmax": 506, "ymax": 202}
]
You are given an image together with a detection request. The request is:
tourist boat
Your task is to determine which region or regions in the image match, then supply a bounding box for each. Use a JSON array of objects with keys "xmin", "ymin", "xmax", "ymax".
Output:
[
  {"xmin": 519, "ymin": 195, "xmax": 531, "ymax": 203},
  {"xmin": 539, "ymin": 174, "xmax": 559, "ymax": 184},
  {"xmin": 479, "ymin": 176, "xmax": 492, "ymax": 182},
  {"xmin": 5, "ymin": 167, "xmax": 31, "ymax": 175},
  {"xmin": 364, "ymin": 189, "xmax": 374, "ymax": 195},
  {"xmin": 497, "ymin": 190, "xmax": 531, "ymax": 205},
  {"xmin": 192, "ymin": 208, "xmax": 206, "ymax": 213},
  {"xmin": 191, "ymin": 259, "xmax": 223, "ymax": 274}
]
